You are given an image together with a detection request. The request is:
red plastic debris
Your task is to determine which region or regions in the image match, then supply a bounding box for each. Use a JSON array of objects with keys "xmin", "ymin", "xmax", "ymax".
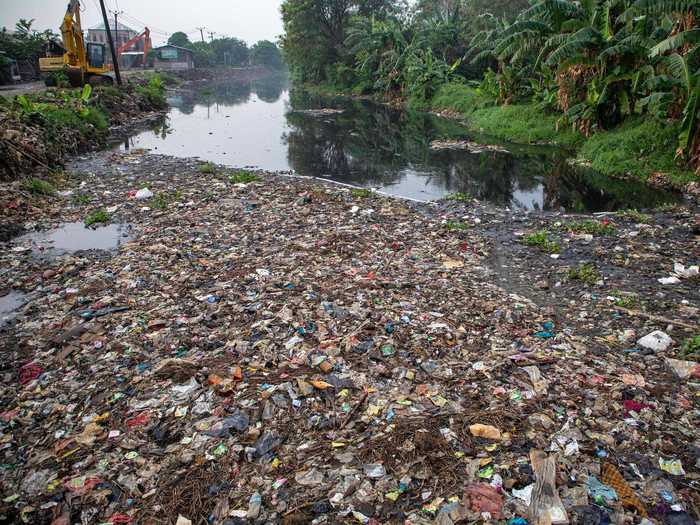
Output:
[
  {"xmin": 125, "ymin": 412, "xmax": 150, "ymax": 428},
  {"xmin": 19, "ymin": 362, "xmax": 44, "ymax": 385},
  {"xmin": 623, "ymin": 399, "xmax": 654, "ymax": 416},
  {"xmin": 109, "ymin": 514, "xmax": 132, "ymax": 524}
]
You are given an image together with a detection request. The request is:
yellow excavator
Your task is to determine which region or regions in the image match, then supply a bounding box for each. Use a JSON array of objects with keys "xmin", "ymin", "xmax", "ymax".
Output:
[{"xmin": 39, "ymin": 0, "xmax": 114, "ymax": 86}]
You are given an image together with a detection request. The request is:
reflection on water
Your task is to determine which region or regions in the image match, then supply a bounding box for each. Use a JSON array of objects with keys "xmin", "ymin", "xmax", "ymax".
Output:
[
  {"xmin": 17, "ymin": 222, "xmax": 131, "ymax": 256},
  {"xmin": 120, "ymin": 75, "xmax": 680, "ymax": 212}
]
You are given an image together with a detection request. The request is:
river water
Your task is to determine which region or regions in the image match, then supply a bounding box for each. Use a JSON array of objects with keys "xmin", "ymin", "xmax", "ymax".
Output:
[{"xmin": 119, "ymin": 75, "xmax": 679, "ymax": 212}]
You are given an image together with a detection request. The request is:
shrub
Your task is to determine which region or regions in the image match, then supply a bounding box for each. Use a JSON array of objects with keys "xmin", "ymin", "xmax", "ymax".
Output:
[
  {"xmin": 23, "ymin": 178, "xmax": 55, "ymax": 196},
  {"xmin": 84, "ymin": 208, "xmax": 109, "ymax": 226},
  {"xmin": 567, "ymin": 263, "xmax": 601, "ymax": 285},
  {"xmin": 523, "ymin": 230, "xmax": 560, "ymax": 253}
]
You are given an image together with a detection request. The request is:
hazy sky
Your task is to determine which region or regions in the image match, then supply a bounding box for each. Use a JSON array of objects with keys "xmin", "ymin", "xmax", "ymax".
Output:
[{"xmin": 0, "ymin": 0, "xmax": 285, "ymax": 46}]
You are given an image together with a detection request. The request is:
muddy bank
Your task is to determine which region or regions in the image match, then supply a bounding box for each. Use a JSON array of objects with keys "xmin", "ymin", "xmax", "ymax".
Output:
[{"xmin": 0, "ymin": 151, "xmax": 698, "ymax": 525}]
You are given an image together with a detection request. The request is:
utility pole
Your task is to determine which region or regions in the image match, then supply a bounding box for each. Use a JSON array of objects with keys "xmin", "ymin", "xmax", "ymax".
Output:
[
  {"xmin": 196, "ymin": 27, "xmax": 206, "ymax": 42},
  {"xmin": 99, "ymin": 0, "xmax": 122, "ymax": 85},
  {"xmin": 208, "ymin": 31, "xmax": 216, "ymax": 42},
  {"xmin": 110, "ymin": 9, "xmax": 124, "ymax": 42}
]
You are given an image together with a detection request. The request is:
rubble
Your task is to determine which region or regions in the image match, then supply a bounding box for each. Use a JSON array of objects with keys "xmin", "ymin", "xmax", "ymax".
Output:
[{"xmin": 0, "ymin": 150, "xmax": 698, "ymax": 525}]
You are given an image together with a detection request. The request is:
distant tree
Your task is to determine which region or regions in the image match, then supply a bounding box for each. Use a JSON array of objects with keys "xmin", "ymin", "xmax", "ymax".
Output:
[
  {"xmin": 188, "ymin": 41, "xmax": 214, "ymax": 67},
  {"xmin": 14, "ymin": 19, "xmax": 36, "ymax": 38},
  {"xmin": 168, "ymin": 32, "xmax": 190, "ymax": 47},
  {"xmin": 250, "ymin": 40, "xmax": 283, "ymax": 70},
  {"xmin": 210, "ymin": 37, "xmax": 249, "ymax": 66},
  {"xmin": 0, "ymin": 19, "xmax": 58, "ymax": 79}
]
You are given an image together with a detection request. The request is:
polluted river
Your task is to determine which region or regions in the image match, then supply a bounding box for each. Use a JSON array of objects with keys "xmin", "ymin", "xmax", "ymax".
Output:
[
  {"xmin": 119, "ymin": 76, "xmax": 680, "ymax": 211},
  {"xmin": 1, "ymin": 74, "xmax": 699, "ymax": 525}
]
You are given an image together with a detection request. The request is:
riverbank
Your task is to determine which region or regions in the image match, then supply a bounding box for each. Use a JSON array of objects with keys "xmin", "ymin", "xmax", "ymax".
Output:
[
  {"xmin": 0, "ymin": 150, "xmax": 698, "ymax": 524},
  {"xmin": 429, "ymin": 84, "xmax": 698, "ymax": 191},
  {"xmin": 306, "ymin": 82, "xmax": 699, "ymax": 197},
  {"xmin": 0, "ymin": 75, "xmax": 168, "ymax": 180}
]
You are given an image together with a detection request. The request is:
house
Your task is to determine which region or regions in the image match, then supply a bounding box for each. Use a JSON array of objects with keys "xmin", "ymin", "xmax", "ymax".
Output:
[
  {"xmin": 153, "ymin": 45, "xmax": 194, "ymax": 71},
  {"xmin": 87, "ymin": 21, "xmax": 138, "ymax": 65}
]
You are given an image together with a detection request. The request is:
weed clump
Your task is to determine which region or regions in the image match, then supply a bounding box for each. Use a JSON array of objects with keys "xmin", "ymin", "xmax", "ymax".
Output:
[
  {"xmin": 23, "ymin": 178, "xmax": 55, "ymax": 196},
  {"xmin": 523, "ymin": 230, "xmax": 560, "ymax": 254},
  {"xmin": 568, "ymin": 263, "xmax": 601, "ymax": 285},
  {"xmin": 444, "ymin": 192, "xmax": 470, "ymax": 202},
  {"xmin": 136, "ymin": 75, "xmax": 167, "ymax": 110},
  {"xmin": 199, "ymin": 162, "xmax": 217, "ymax": 175},
  {"xmin": 618, "ymin": 209, "xmax": 652, "ymax": 224},
  {"xmin": 565, "ymin": 219, "xmax": 615, "ymax": 235},
  {"xmin": 610, "ymin": 290, "xmax": 639, "ymax": 308},
  {"xmin": 445, "ymin": 221, "xmax": 470, "ymax": 231},
  {"xmin": 229, "ymin": 171, "xmax": 260, "ymax": 184},
  {"xmin": 151, "ymin": 191, "xmax": 183, "ymax": 210},
  {"xmin": 85, "ymin": 208, "xmax": 110, "ymax": 227},
  {"xmin": 72, "ymin": 193, "xmax": 91, "ymax": 205},
  {"xmin": 680, "ymin": 335, "xmax": 700, "ymax": 362},
  {"xmin": 351, "ymin": 188, "xmax": 373, "ymax": 198}
]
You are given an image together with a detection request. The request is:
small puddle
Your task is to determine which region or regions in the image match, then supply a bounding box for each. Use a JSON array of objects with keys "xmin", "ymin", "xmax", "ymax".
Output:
[
  {"xmin": 0, "ymin": 290, "xmax": 27, "ymax": 327},
  {"xmin": 16, "ymin": 222, "xmax": 131, "ymax": 256}
]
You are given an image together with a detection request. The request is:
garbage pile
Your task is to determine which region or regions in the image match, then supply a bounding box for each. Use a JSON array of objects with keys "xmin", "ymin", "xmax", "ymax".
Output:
[{"xmin": 0, "ymin": 152, "xmax": 698, "ymax": 525}]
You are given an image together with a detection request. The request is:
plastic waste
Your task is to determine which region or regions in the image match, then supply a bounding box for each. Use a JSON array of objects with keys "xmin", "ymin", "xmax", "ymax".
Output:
[
  {"xmin": 637, "ymin": 331, "xmax": 672, "ymax": 352},
  {"xmin": 529, "ymin": 450, "xmax": 569, "ymax": 525},
  {"xmin": 135, "ymin": 188, "xmax": 154, "ymax": 200}
]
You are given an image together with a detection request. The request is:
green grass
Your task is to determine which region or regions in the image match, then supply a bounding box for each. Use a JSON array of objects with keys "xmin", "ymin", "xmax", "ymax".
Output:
[
  {"xmin": 84, "ymin": 208, "xmax": 109, "ymax": 227},
  {"xmin": 23, "ymin": 178, "xmax": 55, "ymax": 196},
  {"xmin": 610, "ymin": 290, "xmax": 639, "ymax": 309},
  {"xmin": 199, "ymin": 162, "xmax": 217, "ymax": 175},
  {"xmin": 523, "ymin": 230, "xmax": 560, "ymax": 254},
  {"xmin": 431, "ymin": 83, "xmax": 495, "ymax": 114},
  {"xmin": 228, "ymin": 171, "xmax": 260, "ymax": 184},
  {"xmin": 468, "ymin": 103, "xmax": 581, "ymax": 146},
  {"xmin": 444, "ymin": 192, "xmax": 471, "ymax": 202},
  {"xmin": 428, "ymin": 83, "xmax": 697, "ymax": 185},
  {"xmin": 617, "ymin": 209, "xmax": 652, "ymax": 224},
  {"xmin": 445, "ymin": 221, "xmax": 470, "ymax": 231},
  {"xmin": 568, "ymin": 263, "xmax": 601, "ymax": 285},
  {"xmin": 431, "ymin": 85, "xmax": 580, "ymax": 146},
  {"xmin": 351, "ymin": 188, "xmax": 373, "ymax": 198},
  {"xmin": 565, "ymin": 219, "xmax": 616, "ymax": 236},
  {"xmin": 579, "ymin": 118, "xmax": 695, "ymax": 186}
]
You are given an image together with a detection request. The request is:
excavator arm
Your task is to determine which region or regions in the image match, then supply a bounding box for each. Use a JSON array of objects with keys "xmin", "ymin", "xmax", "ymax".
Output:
[
  {"xmin": 117, "ymin": 28, "xmax": 151, "ymax": 62},
  {"xmin": 60, "ymin": 0, "xmax": 87, "ymax": 70}
]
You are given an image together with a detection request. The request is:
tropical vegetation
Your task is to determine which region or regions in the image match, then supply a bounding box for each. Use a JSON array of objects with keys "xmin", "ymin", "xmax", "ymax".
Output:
[{"xmin": 280, "ymin": 0, "xmax": 700, "ymax": 181}]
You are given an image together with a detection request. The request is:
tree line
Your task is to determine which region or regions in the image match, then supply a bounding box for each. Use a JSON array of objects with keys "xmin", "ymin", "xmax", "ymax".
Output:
[
  {"xmin": 281, "ymin": 0, "xmax": 700, "ymax": 173},
  {"xmin": 167, "ymin": 32, "xmax": 284, "ymax": 70}
]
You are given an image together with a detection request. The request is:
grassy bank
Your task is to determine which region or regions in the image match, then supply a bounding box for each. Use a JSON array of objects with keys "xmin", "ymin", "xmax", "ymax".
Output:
[
  {"xmin": 430, "ymin": 83, "xmax": 696, "ymax": 187},
  {"xmin": 0, "ymin": 76, "xmax": 167, "ymax": 180}
]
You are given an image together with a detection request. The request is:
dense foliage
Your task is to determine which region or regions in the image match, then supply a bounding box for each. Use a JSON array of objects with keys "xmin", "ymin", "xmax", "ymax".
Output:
[
  {"xmin": 0, "ymin": 19, "xmax": 58, "ymax": 82},
  {"xmin": 281, "ymin": 0, "xmax": 700, "ymax": 175},
  {"xmin": 167, "ymin": 32, "xmax": 284, "ymax": 70}
]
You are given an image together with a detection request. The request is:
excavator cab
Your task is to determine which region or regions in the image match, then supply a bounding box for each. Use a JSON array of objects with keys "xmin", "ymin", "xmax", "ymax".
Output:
[
  {"xmin": 86, "ymin": 42, "xmax": 106, "ymax": 69},
  {"xmin": 39, "ymin": 0, "xmax": 114, "ymax": 87}
]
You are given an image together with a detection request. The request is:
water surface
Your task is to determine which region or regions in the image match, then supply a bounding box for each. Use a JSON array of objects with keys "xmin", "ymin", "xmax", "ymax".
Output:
[
  {"xmin": 17, "ymin": 222, "xmax": 130, "ymax": 256},
  {"xmin": 0, "ymin": 291, "xmax": 27, "ymax": 327},
  {"xmin": 120, "ymin": 76, "xmax": 680, "ymax": 212}
]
